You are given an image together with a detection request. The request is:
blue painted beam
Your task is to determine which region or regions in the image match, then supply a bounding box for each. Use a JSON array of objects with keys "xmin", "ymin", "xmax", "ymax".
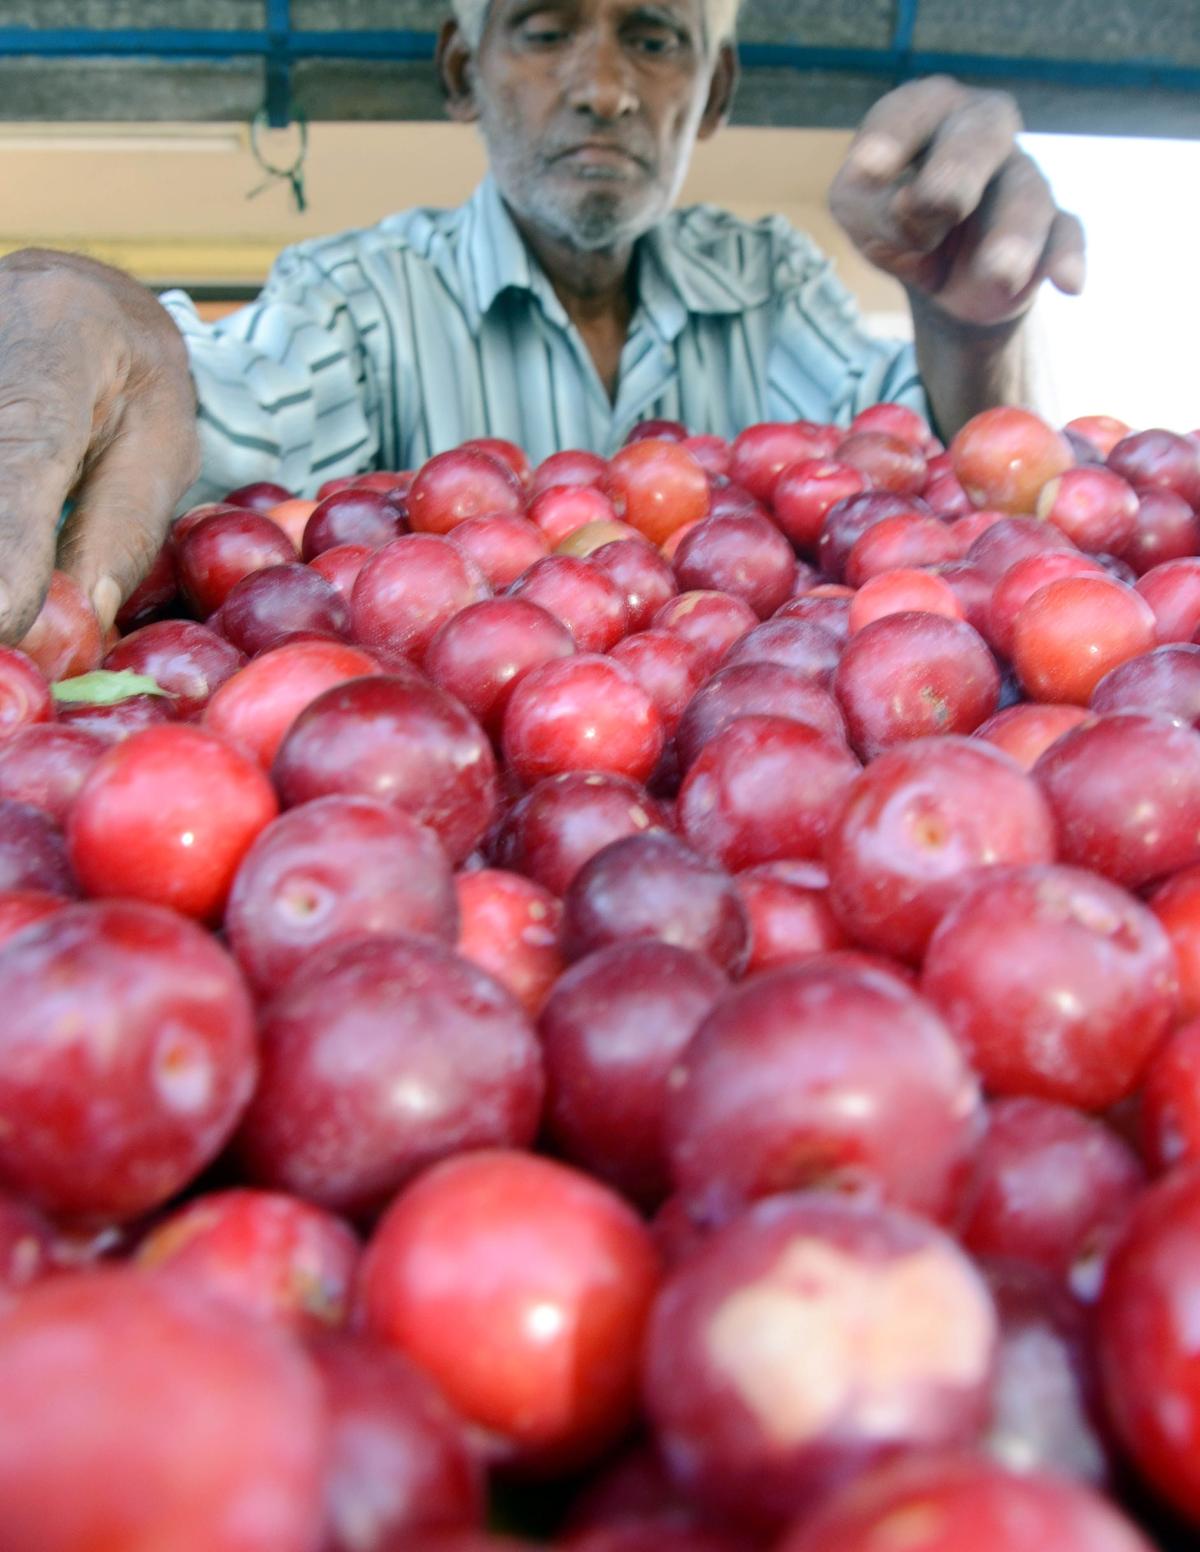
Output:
[
  {"xmin": 891, "ymin": 0, "xmax": 921, "ymax": 58},
  {"xmin": 0, "ymin": 27, "xmax": 437, "ymax": 60},
  {"xmin": 736, "ymin": 42, "xmax": 1200, "ymax": 94},
  {"xmin": 0, "ymin": 27, "xmax": 1197, "ymax": 96},
  {"xmin": 264, "ymin": 0, "xmax": 293, "ymax": 127}
]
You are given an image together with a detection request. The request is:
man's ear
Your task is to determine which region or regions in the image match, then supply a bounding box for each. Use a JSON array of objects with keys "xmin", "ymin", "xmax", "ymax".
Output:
[
  {"xmin": 698, "ymin": 41, "xmax": 739, "ymax": 140},
  {"xmin": 437, "ymin": 18, "xmax": 480, "ymax": 123}
]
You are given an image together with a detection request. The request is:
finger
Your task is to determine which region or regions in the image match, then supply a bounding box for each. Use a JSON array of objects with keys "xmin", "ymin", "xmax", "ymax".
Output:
[
  {"xmin": 0, "ymin": 388, "xmax": 91, "ymax": 642},
  {"xmin": 930, "ymin": 156, "xmax": 1065, "ymax": 325},
  {"xmin": 1043, "ymin": 209, "xmax": 1087, "ymax": 295},
  {"xmin": 845, "ymin": 76, "xmax": 979, "ymax": 182},
  {"xmin": 56, "ymin": 401, "xmax": 198, "ymax": 631},
  {"xmin": 969, "ymin": 153, "xmax": 1060, "ymax": 300},
  {"xmin": 891, "ymin": 94, "xmax": 1024, "ymax": 252}
]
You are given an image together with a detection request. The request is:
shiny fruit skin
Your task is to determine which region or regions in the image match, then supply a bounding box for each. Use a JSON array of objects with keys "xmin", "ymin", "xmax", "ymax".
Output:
[
  {"xmin": 665, "ymin": 957, "xmax": 982, "ymax": 1225},
  {"xmin": 1135, "ymin": 557, "xmax": 1200, "ymax": 642},
  {"xmin": 407, "ymin": 447, "xmax": 525, "ymax": 535},
  {"xmin": 531, "ymin": 448, "xmax": 608, "ymax": 496},
  {"xmin": 848, "ymin": 569, "xmax": 963, "ymax": 634},
  {"xmin": 16, "ymin": 571, "xmax": 104, "ymax": 681},
  {"xmin": 69, "ymin": 724, "xmax": 278, "ymax": 922},
  {"xmin": 651, "ymin": 590, "xmax": 758, "ymax": 673},
  {"xmin": 642, "ymin": 1194, "xmax": 997, "ymax": 1532},
  {"xmin": 985, "ymin": 550, "xmax": 1104, "ymax": 659},
  {"xmin": 0, "ymin": 798, "xmax": 76, "ymax": 895},
  {"xmin": 202, "ymin": 639, "xmax": 381, "ymax": 770},
  {"xmin": 973, "ymin": 702, "xmax": 1091, "ymax": 771},
  {"xmin": 301, "ymin": 487, "xmax": 403, "ymax": 559},
  {"xmin": 508, "ymin": 555, "xmax": 629, "ymax": 653},
  {"xmin": 1033, "ymin": 711, "xmax": 1200, "ymax": 889},
  {"xmin": 0, "ymin": 647, "xmax": 52, "ymax": 741},
  {"xmin": 562, "ymin": 830, "xmax": 750, "ymax": 974},
  {"xmin": 735, "ymin": 860, "xmax": 849, "ymax": 974},
  {"xmin": 530, "ymin": 484, "xmax": 619, "ymax": 547},
  {"xmin": 1140, "ymin": 1018, "xmax": 1200, "ymax": 1172},
  {"xmin": 609, "ymin": 630, "xmax": 706, "ymax": 737},
  {"xmin": 1150, "ymin": 866, "xmax": 1200, "ymax": 1024},
  {"xmin": 491, "ymin": 770, "xmax": 668, "ymax": 897},
  {"xmin": 0, "ymin": 888, "xmax": 68, "ymax": 949},
  {"xmin": 219, "ymin": 563, "xmax": 349, "ymax": 656},
  {"xmin": 722, "ymin": 617, "xmax": 840, "ymax": 685},
  {"xmin": 676, "ymin": 715, "xmax": 860, "ymax": 872},
  {"xmin": 236, "ymin": 935, "xmax": 543, "ymax": 1217},
  {"xmin": 1107, "ymin": 427, "xmax": 1200, "ymax": 510},
  {"xmin": 672, "ymin": 512, "xmax": 796, "ymax": 620},
  {"xmin": 540, "ymin": 940, "xmax": 726, "ymax": 1208},
  {"xmin": 834, "ymin": 612, "xmax": 1001, "ymax": 761},
  {"xmin": 176, "ymin": 510, "xmax": 296, "ymax": 617},
  {"xmin": 590, "ymin": 537, "xmax": 677, "ymax": 632},
  {"xmin": 225, "ymin": 794, "xmax": 459, "ymax": 997},
  {"xmin": 605, "ymin": 441, "xmax": 711, "ymax": 546},
  {"xmin": 351, "ymin": 534, "xmax": 491, "ymax": 666},
  {"xmin": 424, "ymin": 598, "xmax": 575, "ymax": 738},
  {"xmin": 949, "ymin": 407, "xmax": 1074, "ymax": 515},
  {"xmin": 0, "ymin": 899, "xmax": 257, "ymax": 1221},
  {"xmin": 1099, "ymin": 1166, "xmax": 1200, "ymax": 1524},
  {"xmin": 960, "ymin": 1096, "xmax": 1145, "ymax": 1296},
  {"xmin": 358, "ymin": 1149, "xmax": 662, "ymax": 1472},
  {"xmin": 772, "ymin": 459, "xmax": 869, "ymax": 552},
  {"xmin": 135, "ymin": 1187, "xmax": 360, "ymax": 1336},
  {"xmin": 455, "ymin": 867, "xmax": 564, "ymax": 1018},
  {"xmin": 1119, "ymin": 488, "xmax": 1200, "ymax": 575},
  {"xmin": 776, "ymin": 1453, "xmax": 1152, "ymax": 1552},
  {"xmin": 1011, "ymin": 575, "xmax": 1156, "ymax": 705},
  {"xmin": 273, "ymin": 674, "xmax": 498, "ymax": 865},
  {"xmin": 104, "ymin": 620, "xmax": 245, "ymax": 720},
  {"xmin": 921, "ymin": 863, "xmax": 1178, "ymax": 1111},
  {"xmin": 824, "ymin": 737, "xmax": 1056, "ymax": 963},
  {"xmin": 730, "ymin": 421, "xmax": 837, "ymax": 507},
  {"xmin": 676, "ymin": 661, "xmax": 847, "ymax": 770},
  {"xmin": 0, "ymin": 1267, "xmax": 327, "ymax": 1552},
  {"xmin": 501, "ymin": 656, "xmax": 665, "ymax": 789},
  {"xmin": 447, "ymin": 513, "xmax": 549, "ymax": 590},
  {"xmin": 1037, "ymin": 466, "xmax": 1139, "ymax": 554},
  {"xmin": 311, "ymin": 1332, "xmax": 486, "ymax": 1550}
]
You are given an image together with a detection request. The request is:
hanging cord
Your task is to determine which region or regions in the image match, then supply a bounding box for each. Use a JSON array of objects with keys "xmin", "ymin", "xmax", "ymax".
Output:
[{"xmin": 246, "ymin": 107, "xmax": 309, "ymax": 213}]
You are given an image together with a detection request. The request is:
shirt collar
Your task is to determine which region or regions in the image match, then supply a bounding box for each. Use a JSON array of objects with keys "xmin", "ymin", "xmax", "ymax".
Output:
[
  {"xmin": 639, "ymin": 211, "xmax": 773, "ymax": 317},
  {"xmin": 464, "ymin": 176, "xmax": 568, "ymax": 326}
]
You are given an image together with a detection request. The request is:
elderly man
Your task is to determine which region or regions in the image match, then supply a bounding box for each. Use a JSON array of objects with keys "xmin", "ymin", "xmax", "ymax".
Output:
[{"xmin": 0, "ymin": 0, "xmax": 1083, "ymax": 642}]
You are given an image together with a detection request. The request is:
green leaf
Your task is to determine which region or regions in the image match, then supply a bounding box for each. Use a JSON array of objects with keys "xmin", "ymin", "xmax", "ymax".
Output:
[{"xmin": 51, "ymin": 670, "xmax": 170, "ymax": 706}]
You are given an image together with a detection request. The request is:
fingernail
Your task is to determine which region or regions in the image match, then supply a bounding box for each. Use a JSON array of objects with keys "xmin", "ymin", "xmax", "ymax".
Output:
[
  {"xmin": 91, "ymin": 575, "xmax": 121, "ymax": 629},
  {"xmin": 852, "ymin": 135, "xmax": 902, "ymax": 178}
]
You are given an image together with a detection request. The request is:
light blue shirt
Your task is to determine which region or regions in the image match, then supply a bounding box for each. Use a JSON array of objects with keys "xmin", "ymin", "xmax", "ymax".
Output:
[{"xmin": 163, "ymin": 174, "xmax": 926, "ymax": 501}]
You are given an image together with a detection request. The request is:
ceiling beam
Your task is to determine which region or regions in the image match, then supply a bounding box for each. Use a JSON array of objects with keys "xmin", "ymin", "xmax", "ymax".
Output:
[{"xmin": 0, "ymin": 19, "xmax": 1196, "ymax": 137}]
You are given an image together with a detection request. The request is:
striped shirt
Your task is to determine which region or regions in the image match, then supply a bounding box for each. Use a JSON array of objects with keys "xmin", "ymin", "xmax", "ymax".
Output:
[{"xmin": 162, "ymin": 174, "xmax": 926, "ymax": 503}]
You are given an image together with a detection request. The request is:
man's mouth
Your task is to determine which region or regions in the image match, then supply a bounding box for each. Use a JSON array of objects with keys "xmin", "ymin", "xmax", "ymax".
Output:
[{"xmin": 551, "ymin": 143, "xmax": 647, "ymax": 172}]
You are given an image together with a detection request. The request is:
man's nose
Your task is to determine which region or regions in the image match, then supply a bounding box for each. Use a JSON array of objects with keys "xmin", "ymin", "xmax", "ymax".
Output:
[{"xmin": 564, "ymin": 28, "xmax": 639, "ymax": 121}]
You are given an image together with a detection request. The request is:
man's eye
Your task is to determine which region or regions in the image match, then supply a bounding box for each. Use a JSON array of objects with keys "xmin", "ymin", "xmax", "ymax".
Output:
[
  {"xmin": 518, "ymin": 17, "xmax": 568, "ymax": 44},
  {"xmin": 626, "ymin": 29, "xmax": 682, "ymax": 57}
]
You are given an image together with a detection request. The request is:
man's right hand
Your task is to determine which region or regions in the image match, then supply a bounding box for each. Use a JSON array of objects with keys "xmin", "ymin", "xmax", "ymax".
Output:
[{"xmin": 0, "ymin": 249, "xmax": 200, "ymax": 643}]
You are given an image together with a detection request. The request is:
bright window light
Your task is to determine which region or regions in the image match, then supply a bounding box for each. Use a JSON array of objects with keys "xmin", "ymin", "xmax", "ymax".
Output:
[{"xmin": 1024, "ymin": 132, "xmax": 1200, "ymax": 434}]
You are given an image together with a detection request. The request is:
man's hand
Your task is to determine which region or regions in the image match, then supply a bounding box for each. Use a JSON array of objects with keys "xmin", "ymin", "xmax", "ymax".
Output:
[
  {"xmin": 829, "ymin": 76, "xmax": 1086, "ymax": 329},
  {"xmin": 0, "ymin": 250, "xmax": 200, "ymax": 643}
]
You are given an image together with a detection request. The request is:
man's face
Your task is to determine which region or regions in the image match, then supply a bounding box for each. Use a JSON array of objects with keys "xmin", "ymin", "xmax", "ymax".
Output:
[{"xmin": 469, "ymin": 0, "xmax": 724, "ymax": 253}]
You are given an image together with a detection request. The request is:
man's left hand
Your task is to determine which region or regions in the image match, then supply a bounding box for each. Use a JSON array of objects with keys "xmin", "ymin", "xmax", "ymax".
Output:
[{"xmin": 829, "ymin": 76, "xmax": 1086, "ymax": 330}]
